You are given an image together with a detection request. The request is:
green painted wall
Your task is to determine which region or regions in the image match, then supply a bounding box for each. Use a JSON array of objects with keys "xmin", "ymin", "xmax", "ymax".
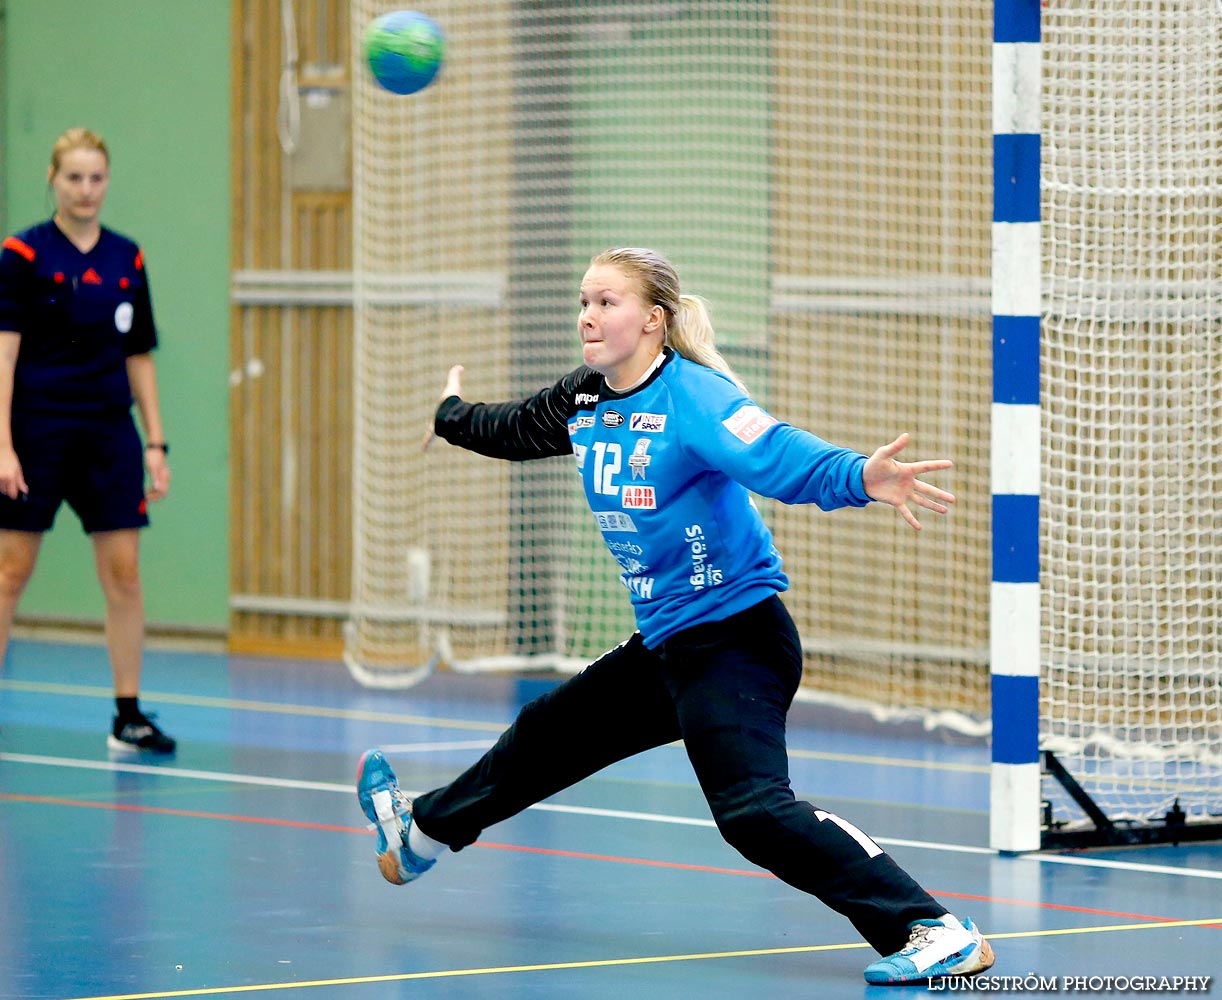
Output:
[{"xmin": 1, "ymin": 0, "xmax": 230, "ymax": 629}]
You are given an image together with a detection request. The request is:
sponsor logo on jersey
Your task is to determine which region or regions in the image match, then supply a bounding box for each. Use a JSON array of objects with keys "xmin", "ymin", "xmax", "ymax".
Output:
[
  {"xmin": 595, "ymin": 511, "xmax": 637, "ymax": 533},
  {"xmin": 628, "ymin": 439, "xmax": 652, "ymax": 480},
  {"xmin": 572, "ymin": 444, "xmax": 587, "ymax": 468},
  {"xmin": 624, "ymin": 575, "xmax": 655, "ymax": 599},
  {"xmin": 629, "ymin": 412, "xmax": 666, "ymax": 432},
  {"xmin": 614, "ymin": 554, "xmax": 648, "ymax": 575},
  {"xmin": 568, "ymin": 415, "xmax": 595, "ymax": 435},
  {"xmin": 576, "ymin": 392, "xmax": 600, "ymax": 405},
  {"xmin": 685, "ymin": 523, "xmax": 724, "ymax": 590},
  {"xmin": 605, "ymin": 539, "xmax": 644, "ymax": 557},
  {"xmin": 114, "ymin": 302, "xmax": 134, "ymax": 334},
  {"xmin": 621, "ymin": 485, "xmax": 656, "ymax": 509},
  {"xmin": 602, "ymin": 409, "xmax": 625, "ymax": 427},
  {"xmin": 722, "ymin": 404, "xmax": 777, "ymax": 445}
]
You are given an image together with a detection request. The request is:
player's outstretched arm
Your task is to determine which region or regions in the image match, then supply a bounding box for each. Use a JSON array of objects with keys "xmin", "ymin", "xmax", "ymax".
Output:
[
  {"xmin": 422, "ymin": 364, "xmax": 465, "ymax": 450},
  {"xmin": 425, "ymin": 363, "xmax": 587, "ymax": 461},
  {"xmin": 861, "ymin": 433, "xmax": 955, "ymax": 530}
]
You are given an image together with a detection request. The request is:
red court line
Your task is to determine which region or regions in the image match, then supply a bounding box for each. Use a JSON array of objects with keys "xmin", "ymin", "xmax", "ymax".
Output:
[
  {"xmin": 5, "ymin": 792, "xmax": 1217, "ymax": 928},
  {"xmin": 0, "ymin": 792, "xmax": 365, "ymax": 835},
  {"xmin": 472, "ymin": 839, "xmax": 776, "ymax": 878}
]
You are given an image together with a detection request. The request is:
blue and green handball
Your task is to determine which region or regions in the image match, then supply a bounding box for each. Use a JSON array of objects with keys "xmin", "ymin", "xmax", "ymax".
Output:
[{"xmin": 364, "ymin": 10, "xmax": 445, "ymax": 95}]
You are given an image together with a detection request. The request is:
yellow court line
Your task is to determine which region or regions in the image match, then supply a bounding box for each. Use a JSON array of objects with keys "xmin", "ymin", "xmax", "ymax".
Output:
[
  {"xmin": 0, "ymin": 679, "xmax": 988, "ymax": 772},
  {"xmin": 67, "ymin": 917, "xmax": 1222, "ymax": 1000}
]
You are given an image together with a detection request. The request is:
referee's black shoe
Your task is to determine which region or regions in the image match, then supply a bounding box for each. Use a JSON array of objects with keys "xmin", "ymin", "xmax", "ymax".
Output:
[{"xmin": 108, "ymin": 712, "xmax": 177, "ymax": 754}]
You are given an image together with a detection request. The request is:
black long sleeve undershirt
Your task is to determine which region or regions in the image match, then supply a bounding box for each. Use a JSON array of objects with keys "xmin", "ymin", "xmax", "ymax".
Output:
[{"xmin": 433, "ymin": 365, "xmax": 602, "ymax": 461}]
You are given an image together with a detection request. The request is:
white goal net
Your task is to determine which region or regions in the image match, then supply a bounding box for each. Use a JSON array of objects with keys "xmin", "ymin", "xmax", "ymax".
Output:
[
  {"xmin": 347, "ymin": 0, "xmax": 994, "ymax": 715},
  {"xmin": 1040, "ymin": 1, "xmax": 1222, "ymax": 828}
]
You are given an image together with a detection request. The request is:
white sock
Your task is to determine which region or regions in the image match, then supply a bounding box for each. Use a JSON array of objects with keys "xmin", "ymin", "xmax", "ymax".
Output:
[{"xmin": 408, "ymin": 819, "xmax": 448, "ymax": 861}]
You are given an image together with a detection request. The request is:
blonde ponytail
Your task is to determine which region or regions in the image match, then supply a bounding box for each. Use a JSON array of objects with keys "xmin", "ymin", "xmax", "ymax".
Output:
[
  {"xmin": 589, "ymin": 247, "xmax": 746, "ymax": 392},
  {"xmin": 669, "ymin": 293, "xmax": 745, "ymax": 391}
]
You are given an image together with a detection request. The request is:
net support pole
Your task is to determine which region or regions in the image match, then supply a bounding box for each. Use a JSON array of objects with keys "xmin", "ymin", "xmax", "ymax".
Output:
[{"xmin": 989, "ymin": 0, "xmax": 1042, "ymax": 853}]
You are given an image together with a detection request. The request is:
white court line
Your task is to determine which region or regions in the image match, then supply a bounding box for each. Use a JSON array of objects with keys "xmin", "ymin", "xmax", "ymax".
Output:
[
  {"xmin": 3, "ymin": 751, "xmax": 1221, "ymax": 880},
  {"xmin": 1033, "ymin": 852, "xmax": 1222, "ymax": 879}
]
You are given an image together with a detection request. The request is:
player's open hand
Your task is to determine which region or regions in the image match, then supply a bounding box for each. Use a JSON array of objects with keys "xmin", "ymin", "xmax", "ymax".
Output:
[
  {"xmin": 422, "ymin": 365, "xmax": 465, "ymax": 451},
  {"xmin": 861, "ymin": 433, "xmax": 955, "ymax": 530}
]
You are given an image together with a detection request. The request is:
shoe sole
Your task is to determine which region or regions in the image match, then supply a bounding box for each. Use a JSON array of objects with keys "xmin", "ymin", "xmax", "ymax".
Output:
[
  {"xmin": 107, "ymin": 735, "xmax": 175, "ymax": 754},
  {"xmin": 370, "ymin": 792, "xmax": 408, "ymax": 886},
  {"xmin": 377, "ymin": 850, "xmax": 408, "ymax": 885},
  {"xmin": 966, "ymin": 937, "xmax": 995, "ymax": 976},
  {"xmin": 357, "ymin": 751, "xmax": 410, "ymax": 886}
]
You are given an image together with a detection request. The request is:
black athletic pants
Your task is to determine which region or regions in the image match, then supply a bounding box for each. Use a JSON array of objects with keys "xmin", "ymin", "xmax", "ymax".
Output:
[{"xmin": 412, "ymin": 595, "xmax": 946, "ymax": 955}]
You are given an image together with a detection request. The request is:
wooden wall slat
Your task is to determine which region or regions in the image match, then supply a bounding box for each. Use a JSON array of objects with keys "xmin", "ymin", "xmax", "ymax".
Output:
[{"xmin": 230, "ymin": 2, "xmax": 352, "ymax": 658}]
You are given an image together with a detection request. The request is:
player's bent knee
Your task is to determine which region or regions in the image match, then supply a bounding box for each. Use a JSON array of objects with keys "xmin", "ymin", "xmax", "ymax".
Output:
[{"xmin": 712, "ymin": 803, "xmax": 787, "ymax": 866}]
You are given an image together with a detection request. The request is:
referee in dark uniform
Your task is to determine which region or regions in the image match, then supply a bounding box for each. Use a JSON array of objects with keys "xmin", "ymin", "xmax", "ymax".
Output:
[{"xmin": 0, "ymin": 127, "xmax": 174, "ymax": 753}]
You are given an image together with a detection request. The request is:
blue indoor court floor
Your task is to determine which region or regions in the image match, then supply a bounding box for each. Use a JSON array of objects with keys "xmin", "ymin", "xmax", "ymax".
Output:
[{"xmin": 1, "ymin": 639, "xmax": 1219, "ymax": 1000}]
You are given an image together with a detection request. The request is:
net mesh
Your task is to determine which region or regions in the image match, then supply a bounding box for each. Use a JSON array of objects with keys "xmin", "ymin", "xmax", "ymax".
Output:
[
  {"xmin": 347, "ymin": 0, "xmax": 994, "ymax": 716},
  {"xmin": 1041, "ymin": 2, "xmax": 1222, "ymax": 825}
]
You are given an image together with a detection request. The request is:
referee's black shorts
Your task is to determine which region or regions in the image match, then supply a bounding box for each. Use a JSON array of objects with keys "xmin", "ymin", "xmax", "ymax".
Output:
[{"xmin": 0, "ymin": 412, "xmax": 151, "ymax": 534}]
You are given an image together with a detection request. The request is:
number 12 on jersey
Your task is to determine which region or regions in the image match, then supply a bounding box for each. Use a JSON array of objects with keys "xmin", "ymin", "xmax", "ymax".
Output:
[{"xmin": 591, "ymin": 441, "xmax": 622, "ymax": 496}]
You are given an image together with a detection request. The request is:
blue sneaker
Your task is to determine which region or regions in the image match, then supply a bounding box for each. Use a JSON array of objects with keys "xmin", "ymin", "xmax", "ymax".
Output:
[
  {"xmin": 355, "ymin": 749, "xmax": 436, "ymax": 885},
  {"xmin": 863, "ymin": 915, "xmax": 994, "ymax": 985}
]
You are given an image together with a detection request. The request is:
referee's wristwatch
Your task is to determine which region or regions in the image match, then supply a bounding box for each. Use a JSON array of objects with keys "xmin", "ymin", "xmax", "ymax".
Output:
[{"xmin": 145, "ymin": 442, "xmax": 170, "ymax": 455}]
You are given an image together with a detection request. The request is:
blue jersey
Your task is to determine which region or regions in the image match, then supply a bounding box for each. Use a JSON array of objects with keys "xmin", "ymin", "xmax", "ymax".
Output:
[
  {"xmin": 0, "ymin": 219, "xmax": 158, "ymax": 415},
  {"xmin": 435, "ymin": 349, "xmax": 871, "ymax": 647}
]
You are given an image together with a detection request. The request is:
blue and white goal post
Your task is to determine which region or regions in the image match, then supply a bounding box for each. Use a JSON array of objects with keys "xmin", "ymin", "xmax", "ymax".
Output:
[{"xmin": 989, "ymin": 0, "xmax": 1042, "ymax": 854}]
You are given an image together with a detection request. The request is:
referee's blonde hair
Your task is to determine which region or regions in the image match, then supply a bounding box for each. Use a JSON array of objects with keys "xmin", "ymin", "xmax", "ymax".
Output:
[
  {"xmin": 590, "ymin": 247, "xmax": 745, "ymax": 391},
  {"xmin": 49, "ymin": 127, "xmax": 110, "ymax": 176}
]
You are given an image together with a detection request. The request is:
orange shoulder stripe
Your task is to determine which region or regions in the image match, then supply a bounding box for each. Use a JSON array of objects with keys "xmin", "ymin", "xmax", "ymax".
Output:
[
  {"xmin": 2, "ymin": 236, "xmax": 36, "ymax": 262},
  {"xmin": 134, "ymin": 248, "xmax": 144, "ymax": 270}
]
